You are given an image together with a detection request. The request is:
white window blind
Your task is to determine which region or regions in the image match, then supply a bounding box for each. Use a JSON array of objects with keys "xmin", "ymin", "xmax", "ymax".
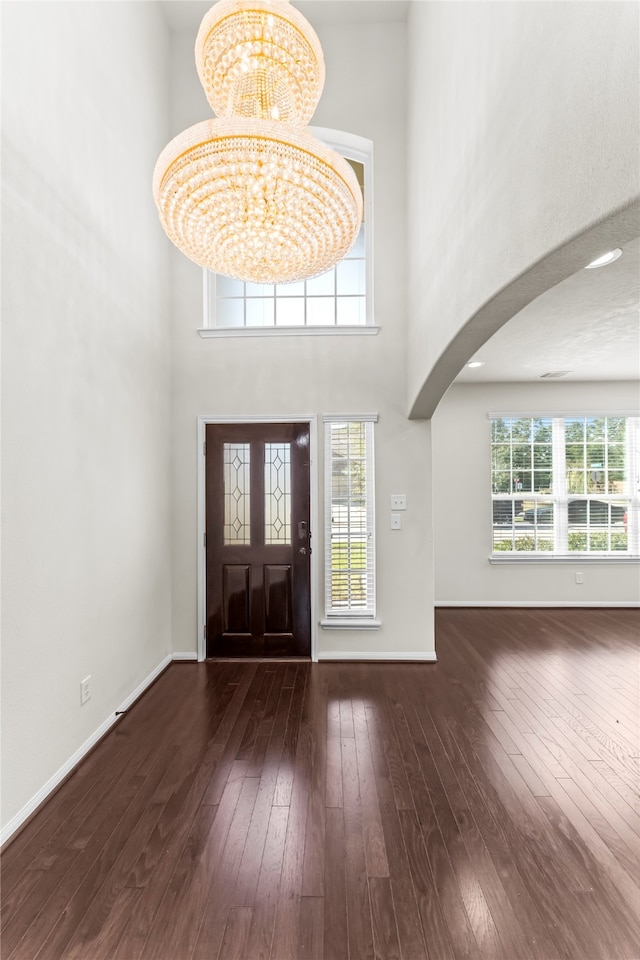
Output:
[
  {"xmin": 490, "ymin": 414, "xmax": 640, "ymax": 558},
  {"xmin": 324, "ymin": 417, "xmax": 376, "ymax": 619}
]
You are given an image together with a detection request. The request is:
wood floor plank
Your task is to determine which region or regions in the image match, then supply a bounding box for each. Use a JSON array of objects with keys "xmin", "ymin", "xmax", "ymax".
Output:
[
  {"xmin": 237, "ymin": 667, "xmax": 276, "ymax": 761},
  {"xmin": 447, "ymin": 717, "xmax": 603, "ymax": 959},
  {"xmin": 111, "ymin": 735, "xmax": 231, "ymax": 958},
  {"xmin": 339, "ymin": 676, "xmax": 356, "ymax": 739},
  {"xmin": 200, "ymin": 664, "xmax": 263, "ymax": 804},
  {"xmin": 341, "ymin": 735, "xmax": 375, "ymax": 960},
  {"xmin": 375, "ymin": 679, "xmax": 415, "ymax": 813},
  {"xmin": 139, "ymin": 767, "xmax": 252, "ymax": 960},
  {"xmin": 353, "ymin": 696, "xmax": 389, "ymax": 879},
  {"xmin": 551, "ymin": 695, "xmax": 640, "ymax": 787},
  {"xmin": 555, "ymin": 776, "xmax": 640, "ymax": 890},
  {"xmin": 296, "ymin": 895, "xmax": 324, "ymax": 960},
  {"xmin": 230, "ymin": 678, "xmax": 295, "ymax": 910},
  {"xmin": 408, "ymin": 699, "xmax": 535, "ymax": 960},
  {"xmin": 386, "ymin": 695, "xmax": 480, "ymax": 960},
  {"xmin": 244, "ymin": 804, "xmax": 289, "ymax": 960},
  {"xmin": 55, "ymin": 803, "xmax": 164, "ymax": 960},
  {"xmin": 3, "ymin": 611, "xmax": 640, "ymax": 960},
  {"xmin": 429, "ymin": 656, "xmax": 611, "ymax": 959},
  {"xmin": 272, "ymin": 665, "xmax": 308, "ymax": 807},
  {"xmin": 526, "ymin": 639, "xmax": 638, "ymax": 725},
  {"xmin": 8, "ymin": 747, "xmax": 175, "ymax": 960},
  {"xmin": 65, "ymin": 886, "xmax": 143, "ymax": 960},
  {"xmin": 397, "ymin": 808, "xmax": 463, "ymax": 960},
  {"xmin": 364, "ymin": 696, "xmax": 430, "ymax": 960},
  {"xmin": 301, "ymin": 677, "xmax": 327, "ymax": 897},
  {"xmin": 512, "ymin": 643, "xmax": 638, "ymax": 759},
  {"xmin": 434, "ymin": 717, "xmax": 561, "ymax": 960},
  {"xmin": 217, "ymin": 905, "xmax": 252, "ymax": 960},
  {"xmin": 258, "ymin": 662, "xmax": 286, "ymax": 737},
  {"xmin": 270, "ymin": 665, "xmax": 312, "ymax": 959},
  {"xmin": 589, "ymin": 757, "xmax": 640, "ymax": 812},
  {"xmin": 325, "ymin": 733, "xmax": 343, "ymax": 808},
  {"xmin": 505, "ymin": 678, "xmax": 640, "ymax": 840},
  {"xmin": 322, "ymin": 805, "xmax": 348, "ymax": 960},
  {"xmin": 191, "ymin": 777, "xmax": 260, "ymax": 960},
  {"xmin": 129, "ymin": 801, "xmax": 219, "ymax": 960},
  {"xmin": 369, "ymin": 877, "xmax": 401, "ymax": 960},
  {"xmin": 535, "ymin": 789, "xmax": 640, "ymax": 958}
]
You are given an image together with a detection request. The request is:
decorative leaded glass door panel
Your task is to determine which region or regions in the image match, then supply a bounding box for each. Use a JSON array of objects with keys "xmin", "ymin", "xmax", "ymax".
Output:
[{"xmin": 205, "ymin": 422, "xmax": 311, "ymax": 657}]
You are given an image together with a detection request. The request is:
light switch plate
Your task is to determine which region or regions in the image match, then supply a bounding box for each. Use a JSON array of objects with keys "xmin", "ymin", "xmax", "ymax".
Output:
[
  {"xmin": 390, "ymin": 513, "xmax": 402, "ymax": 530},
  {"xmin": 390, "ymin": 495, "xmax": 407, "ymax": 511}
]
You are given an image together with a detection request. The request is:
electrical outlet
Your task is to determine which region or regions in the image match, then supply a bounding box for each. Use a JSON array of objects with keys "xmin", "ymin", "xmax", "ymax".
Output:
[
  {"xmin": 575, "ymin": 572, "xmax": 584, "ymax": 585},
  {"xmin": 390, "ymin": 494, "xmax": 407, "ymax": 511},
  {"xmin": 80, "ymin": 676, "xmax": 91, "ymax": 705}
]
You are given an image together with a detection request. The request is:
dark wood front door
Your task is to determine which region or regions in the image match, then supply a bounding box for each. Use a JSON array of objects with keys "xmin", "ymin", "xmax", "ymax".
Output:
[{"xmin": 205, "ymin": 422, "xmax": 311, "ymax": 658}]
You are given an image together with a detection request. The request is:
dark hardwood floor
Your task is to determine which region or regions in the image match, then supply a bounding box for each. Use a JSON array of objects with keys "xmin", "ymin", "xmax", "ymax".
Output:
[{"xmin": 2, "ymin": 608, "xmax": 639, "ymax": 960}]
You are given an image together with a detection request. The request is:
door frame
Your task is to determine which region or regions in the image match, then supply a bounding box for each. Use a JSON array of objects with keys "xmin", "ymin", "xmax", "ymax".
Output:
[{"xmin": 197, "ymin": 414, "xmax": 319, "ymax": 662}]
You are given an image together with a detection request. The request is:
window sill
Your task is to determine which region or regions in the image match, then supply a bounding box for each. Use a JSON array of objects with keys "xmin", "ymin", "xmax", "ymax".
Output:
[
  {"xmin": 198, "ymin": 325, "xmax": 380, "ymax": 339},
  {"xmin": 320, "ymin": 618, "xmax": 382, "ymax": 630},
  {"xmin": 490, "ymin": 554, "xmax": 639, "ymax": 564}
]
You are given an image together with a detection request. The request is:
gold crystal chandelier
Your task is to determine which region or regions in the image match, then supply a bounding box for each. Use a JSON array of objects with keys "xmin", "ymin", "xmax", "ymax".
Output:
[{"xmin": 153, "ymin": 0, "xmax": 363, "ymax": 284}]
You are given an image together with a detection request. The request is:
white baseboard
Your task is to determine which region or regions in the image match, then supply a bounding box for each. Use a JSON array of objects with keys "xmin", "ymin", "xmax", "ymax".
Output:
[
  {"xmin": 172, "ymin": 651, "xmax": 198, "ymax": 661},
  {"xmin": 436, "ymin": 600, "xmax": 640, "ymax": 608},
  {"xmin": 0, "ymin": 653, "xmax": 174, "ymax": 848},
  {"xmin": 317, "ymin": 650, "xmax": 437, "ymax": 661},
  {"xmin": 116, "ymin": 654, "xmax": 173, "ymax": 713}
]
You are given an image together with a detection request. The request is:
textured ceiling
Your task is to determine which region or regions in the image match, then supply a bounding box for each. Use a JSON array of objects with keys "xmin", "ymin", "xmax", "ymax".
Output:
[{"xmin": 456, "ymin": 237, "xmax": 640, "ymax": 383}]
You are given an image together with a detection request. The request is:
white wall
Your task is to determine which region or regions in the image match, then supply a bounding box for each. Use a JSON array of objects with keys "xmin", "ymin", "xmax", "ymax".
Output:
[
  {"xmin": 433, "ymin": 382, "xmax": 640, "ymax": 605},
  {"xmin": 168, "ymin": 17, "xmax": 435, "ymax": 658},
  {"xmin": 407, "ymin": 1, "xmax": 640, "ymax": 417},
  {"xmin": 1, "ymin": 2, "xmax": 172, "ymax": 836}
]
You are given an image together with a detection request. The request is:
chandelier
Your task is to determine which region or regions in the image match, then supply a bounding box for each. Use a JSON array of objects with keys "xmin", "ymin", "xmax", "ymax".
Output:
[{"xmin": 153, "ymin": 0, "xmax": 363, "ymax": 284}]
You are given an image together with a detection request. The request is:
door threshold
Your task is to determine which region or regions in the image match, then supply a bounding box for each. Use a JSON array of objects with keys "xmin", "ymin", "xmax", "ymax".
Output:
[{"xmin": 207, "ymin": 656, "xmax": 311, "ymax": 662}]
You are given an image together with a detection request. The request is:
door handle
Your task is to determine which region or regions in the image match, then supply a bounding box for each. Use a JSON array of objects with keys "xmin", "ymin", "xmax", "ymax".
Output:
[{"xmin": 299, "ymin": 547, "xmax": 307, "ymax": 555}]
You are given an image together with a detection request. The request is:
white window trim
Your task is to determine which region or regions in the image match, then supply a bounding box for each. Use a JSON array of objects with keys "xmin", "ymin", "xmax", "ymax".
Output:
[
  {"xmin": 199, "ymin": 127, "xmax": 374, "ymax": 337},
  {"xmin": 489, "ymin": 413, "xmax": 640, "ymax": 561},
  {"xmin": 198, "ymin": 324, "xmax": 380, "ymax": 339},
  {"xmin": 321, "ymin": 413, "xmax": 379, "ymax": 629}
]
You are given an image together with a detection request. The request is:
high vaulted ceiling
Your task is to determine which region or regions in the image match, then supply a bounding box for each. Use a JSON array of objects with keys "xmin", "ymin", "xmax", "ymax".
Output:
[{"xmin": 160, "ymin": 1, "xmax": 639, "ymax": 386}]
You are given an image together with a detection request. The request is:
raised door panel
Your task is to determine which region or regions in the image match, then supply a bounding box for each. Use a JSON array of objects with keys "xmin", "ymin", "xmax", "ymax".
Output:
[
  {"xmin": 264, "ymin": 564, "xmax": 292, "ymax": 633},
  {"xmin": 222, "ymin": 565, "xmax": 251, "ymax": 634}
]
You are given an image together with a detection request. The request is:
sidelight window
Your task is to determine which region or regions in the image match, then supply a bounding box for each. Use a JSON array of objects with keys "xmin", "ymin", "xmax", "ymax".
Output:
[{"xmin": 323, "ymin": 416, "xmax": 377, "ymax": 625}]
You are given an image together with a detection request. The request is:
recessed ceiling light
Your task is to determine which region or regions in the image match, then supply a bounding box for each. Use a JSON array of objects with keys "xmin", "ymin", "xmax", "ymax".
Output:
[
  {"xmin": 585, "ymin": 248, "xmax": 622, "ymax": 269},
  {"xmin": 467, "ymin": 361, "xmax": 485, "ymax": 368}
]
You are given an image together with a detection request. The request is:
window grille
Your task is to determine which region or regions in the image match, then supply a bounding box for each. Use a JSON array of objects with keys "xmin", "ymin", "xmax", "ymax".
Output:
[{"xmin": 490, "ymin": 415, "xmax": 640, "ymax": 557}]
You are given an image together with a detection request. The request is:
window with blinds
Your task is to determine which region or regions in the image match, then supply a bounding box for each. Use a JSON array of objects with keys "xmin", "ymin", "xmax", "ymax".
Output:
[
  {"xmin": 324, "ymin": 417, "xmax": 376, "ymax": 621},
  {"xmin": 491, "ymin": 414, "xmax": 640, "ymax": 557}
]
